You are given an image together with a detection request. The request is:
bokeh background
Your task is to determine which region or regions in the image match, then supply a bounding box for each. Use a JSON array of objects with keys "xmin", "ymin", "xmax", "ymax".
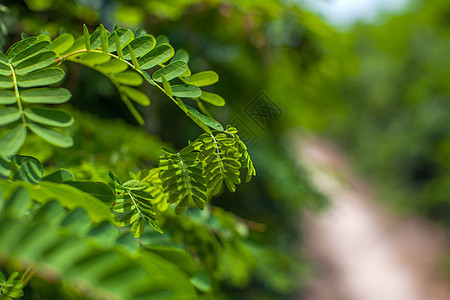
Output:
[{"xmin": 0, "ymin": 0, "xmax": 448, "ymax": 299}]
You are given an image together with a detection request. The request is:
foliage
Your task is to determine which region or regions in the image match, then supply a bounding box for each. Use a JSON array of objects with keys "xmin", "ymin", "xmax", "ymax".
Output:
[{"xmin": 0, "ymin": 21, "xmax": 259, "ymax": 299}]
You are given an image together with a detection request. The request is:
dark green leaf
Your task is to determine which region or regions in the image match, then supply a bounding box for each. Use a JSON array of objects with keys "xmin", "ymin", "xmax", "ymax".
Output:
[
  {"xmin": 24, "ymin": 108, "xmax": 74, "ymax": 127},
  {"xmin": 42, "ymin": 169, "xmax": 75, "ymax": 183},
  {"xmin": 138, "ymin": 44, "xmax": 174, "ymax": 70},
  {"xmin": 14, "ymin": 51, "xmax": 56, "ymax": 75},
  {"xmin": 0, "ymin": 107, "xmax": 20, "ymax": 126},
  {"xmin": 171, "ymin": 84, "xmax": 202, "ymax": 98},
  {"xmin": 186, "ymin": 105, "xmax": 224, "ymax": 131},
  {"xmin": 152, "ymin": 61, "xmax": 188, "ymax": 82},
  {"xmin": 155, "ymin": 35, "xmax": 169, "ymax": 46},
  {"xmin": 65, "ymin": 181, "xmax": 115, "ymax": 206},
  {"xmin": 6, "ymin": 37, "xmax": 38, "ymax": 60},
  {"xmin": 122, "ymin": 35, "xmax": 155, "ymax": 60},
  {"xmin": 28, "ymin": 123, "xmax": 73, "ymax": 148},
  {"xmin": 15, "ymin": 161, "xmax": 43, "ymax": 184},
  {"xmin": 0, "ymin": 90, "xmax": 16, "ymax": 104},
  {"xmin": 0, "ymin": 74, "xmax": 13, "ymax": 88},
  {"xmin": 11, "ymin": 41, "xmax": 51, "ymax": 65},
  {"xmin": 18, "ymin": 67, "xmax": 65, "ymax": 87},
  {"xmin": 0, "ymin": 124, "xmax": 27, "ymax": 156},
  {"xmin": 21, "ymin": 87, "xmax": 71, "ymax": 104}
]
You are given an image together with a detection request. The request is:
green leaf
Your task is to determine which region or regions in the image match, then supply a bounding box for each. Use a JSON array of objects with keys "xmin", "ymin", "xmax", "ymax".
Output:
[
  {"xmin": 6, "ymin": 37, "xmax": 38, "ymax": 60},
  {"xmin": 155, "ymin": 35, "xmax": 169, "ymax": 46},
  {"xmin": 146, "ymin": 245, "xmax": 198, "ymax": 277},
  {"xmin": 28, "ymin": 123, "xmax": 73, "ymax": 148},
  {"xmin": 152, "ymin": 61, "xmax": 188, "ymax": 82},
  {"xmin": 172, "ymin": 84, "xmax": 202, "ymax": 98},
  {"xmin": 162, "ymin": 75, "xmax": 172, "ymax": 97},
  {"xmin": 0, "ymin": 124, "xmax": 27, "ymax": 156},
  {"xmin": 122, "ymin": 35, "xmax": 155, "ymax": 60},
  {"xmin": 78, "ymin": 52, "xmax": 111, "ymax": 65},
  {"xmin": 122, "ymin": 86, "xmax": 150, "ymax": 106},
  {"xmin": 118, "ymin": 211, "xmax": 139, "ymax": 226},
  {"xmin": 5, "ymin": 187, "xmax": 31, "ymax": 218},
  {"xmin": 0, "ymin": 107, "xmax": 21, "ymax": 126},
  {"xmin": 83, "ymin": 24, "xmax": 91, "ymax": 51},
  {"xmin": 15, "ymin": 161, "xmax": 43, "ymax": 184},
  {"xmin": 0, "ymin": 74, "xmax": 13, "ymax": 88},
  {"xmin": 0, "ymin": 51, "xmax": 9, "ymax": 66},
  {"xmin": 18, "ymin": 67, "xmax": 65, "ymax": 87},
  {"xmin": 14, "ymin": 51, "xmax": 56, "ymax": 75},
  {"xmin": 50, "ymin": 33, "xmax": 75, "ymax": 54},
  {"xmin": 21, "ymin": 87, "xmax": 71, "ymax": 104},
  {"xmin": 186, "ymin": 105, "xmax": 224, "ymax": 131},
  {"xmin": 11, "ymin": 41, "xmax": 51, "ymax": 65},
  {"xmin": 97, "ymin": 59, "xmax": 128, "ymax": 73},
  {"xmin": 42, "ymin": 169, "xmax": 75, "ymax": 183},
  {"xmin": 65, "ymin": 181, "xmax": 115, "ymax": 206},
  {"xmin": 114, "ymin": 31, "xmax": 125, "ymax": 60},
  {"xmin": 0, "ymin": 90, "xmax": 16, "ymax": 104},
  {"xmin": 0, "ymin": 63, "xmax": 12, "ymax": 76},
  {"xmin": 185, "ymin": 71, "xmax": 219, "ymax": 87},
  {"xmin": 138, "ymin": 44, "xmax": 174, "ymax": 70},
  {"xmin": 0, "ymin": 180, "xmax": 115, "ymax": 222},
  {"xmin": 108, "ymin": 28, "xmax": 133, "ymax": 52},
  {"xmin": 171, "ymin": 49, "xmax": 189, "ymax": 63},
  {"xmin": 190, "ymin": 272, "xmax": 212, "ymax": 293},
  {"xmin": 24, "ymin": 108, "xmax": 74, "ymax": 127},
  {"xmin": 130, "ymin": 217, "xmax": 145, "ymax": 237},
  {"xmin": 100, "ymin": 25, "xmax": 109, "ymax": 53},
  {"xmin": 200, "ymin": 91, "xmax": 226, "ymax": 106},
  {"xmin": 112, "ymin": 71, "xmax": 143, "ymax": 86}
]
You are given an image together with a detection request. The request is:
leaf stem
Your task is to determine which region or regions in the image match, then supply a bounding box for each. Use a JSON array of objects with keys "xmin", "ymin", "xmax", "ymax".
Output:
[{"xmin": 9, "ymin": 63, "xmax": 27, "ymax": 125}]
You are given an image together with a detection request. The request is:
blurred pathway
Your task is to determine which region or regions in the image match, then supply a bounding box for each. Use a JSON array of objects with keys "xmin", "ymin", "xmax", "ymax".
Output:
[{"xmin": 295, "ymin": 136, "xmax": 450, "ymax": 300}]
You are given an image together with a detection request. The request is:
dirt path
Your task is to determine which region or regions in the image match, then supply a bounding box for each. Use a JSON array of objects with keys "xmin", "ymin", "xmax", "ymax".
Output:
[{"xmin": 295, "ymin": 136, "xmax": 450, "ymax": 300}]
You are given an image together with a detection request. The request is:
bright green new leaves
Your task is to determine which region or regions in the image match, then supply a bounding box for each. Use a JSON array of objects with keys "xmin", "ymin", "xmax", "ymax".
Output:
[
  {"xmin": 199, "ymin": 132, "xmax": 242, "ymax": 194},
  {"xmin": 159, "ymin": 145, "xmax": 208, "ymax": 215},
  {"xmin": 227, "ymin": 126, "xmax": 256, "ymax": 182},
  {"xmin": 138, "ymin": 168, "xmax": 169, "ymax": 211},
  {"xmin": 200, "ymin": 91, "xmax": 226, "ymax": 106},
  {"xmin": 185, "ymin": 71, "xmax": 219, "ymax": 87},
  {"xmin": 0, "ymin": 271, "xmax": 25, "ymax": 299},
  {"xmin": 18, "ymin": 67, "xmax": 65, "ymax": 87},
  {"xmin": 109, "ymin": 172, "xmax": 162, "ymax": 236},
  {"xmin": 113, "ymin": 71, "xmax": 143, "ymax": 86},
  {"xmin": 122, "ymin": 86, "xmax": 150, "ymax": 106}
]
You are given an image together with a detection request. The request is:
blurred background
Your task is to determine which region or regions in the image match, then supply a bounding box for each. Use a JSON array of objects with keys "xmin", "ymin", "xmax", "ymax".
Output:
[{"xmin": 0, "ymin": 0, "xmax": 448, "ymax": 299}]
